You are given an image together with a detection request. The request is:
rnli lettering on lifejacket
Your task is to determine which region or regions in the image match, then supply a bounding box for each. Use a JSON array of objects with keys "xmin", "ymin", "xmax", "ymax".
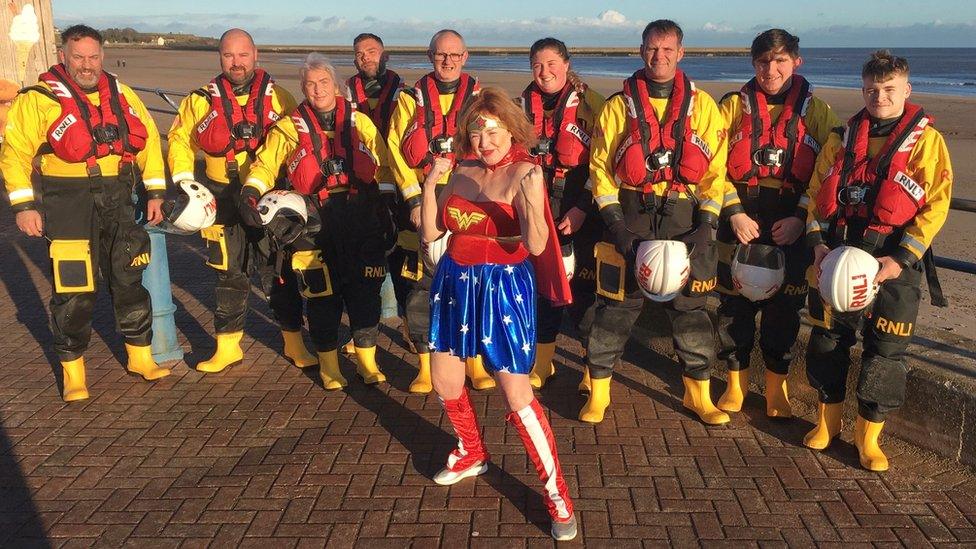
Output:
[
  {"xmin": 781, "ymin": 283, "xmax": 808, "ymax": 296},
  {"xmin": 129, "ymin": 252, "xmax": 151, "ymax": 268},
  {"xmin": 197, "ymin": 110, "xmax": 219, "ymax": 134},
  {"xmin": 875, "ymin": 317, "xmax": 913, "ymax": 337},
  {"xmin": 894, "ymin": 171, "xmax": 925, "ymax": 202},
  {"xmin": 51, "ymin": 114, "xmax": 77, "ymax": 142},
  {"xmin": 364, "ymin": 265, "xmax": 388, "ymax": 278}
]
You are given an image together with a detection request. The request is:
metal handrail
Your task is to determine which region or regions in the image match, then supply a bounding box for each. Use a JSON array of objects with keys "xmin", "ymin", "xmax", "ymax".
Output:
[{"xmin": 131, "ymin": 85, "xmax": 185, "ymax": 117}]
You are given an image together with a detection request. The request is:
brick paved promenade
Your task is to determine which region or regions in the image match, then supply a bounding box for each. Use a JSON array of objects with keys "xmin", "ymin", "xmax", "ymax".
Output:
[{"xmin": 2, "ymin": 209, "xmax": 976, "ymax": 547}]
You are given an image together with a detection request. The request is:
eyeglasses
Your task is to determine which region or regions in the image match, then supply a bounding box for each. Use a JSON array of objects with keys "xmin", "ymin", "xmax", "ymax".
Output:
[{"xmin": 432, "ymin": 52, "xmax": 464, "ymax": 62}]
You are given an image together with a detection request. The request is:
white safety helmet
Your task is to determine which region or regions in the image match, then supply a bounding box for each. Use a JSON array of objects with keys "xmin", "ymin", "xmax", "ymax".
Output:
[
  {"xmin": 634, "ymin": 240, "xmax": 690, "ymax": 302},
  {"xmin": 257, "ymin": 190, "xmax": 321, "ymax": 245},
  {"xmin": 731, "ymin": 243, "xmax": 786, "ymax": 302},
  {"xmin": 159, "ymin": 180, "xmax": 217, "ymax": 235},
  {"xmin": 423, "ymin": 230, "xmax": 452, "ymax": 272},
  {"xmin": 562, "ymin": 245, "xmax": 576, "ymax": 281},
  {"xmin": 818, "ymin": 245, "xmax": 880, "ymax": 313}
]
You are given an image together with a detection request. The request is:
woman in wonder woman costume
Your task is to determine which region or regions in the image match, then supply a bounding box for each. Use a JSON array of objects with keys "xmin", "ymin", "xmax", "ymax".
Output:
[{"xmin": 419, "ymin": 87, "xmax": 577, "ymax": 540}]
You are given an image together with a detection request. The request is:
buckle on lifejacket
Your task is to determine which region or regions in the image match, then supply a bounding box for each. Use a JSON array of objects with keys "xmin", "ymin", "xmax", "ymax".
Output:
[
  {"xmin": 531, "ymin": 138, "xmax": 553, "ymax": 157},
  {"xmin": 225, "ymin": 158, "xmax": 240, "ymax": 179},
  {"xmin": 321, "ymin": 158, "xmax": 345, "ymax": 177},
  {"xmin": 837, "ymin": 185, "xmax": 868, "ymax": 206},
  {"xmin": 645, "ymin": 148, "xmax": 673, "ymax": 171},
  {"xmin": 232, "ymin": 121, "xmax": 257, "ymax": 140},
  {"xmin": 746, "ymin": 184, "xmax": 760, "ymax": 200},
  {"xmin": 92, "ymin": 124, "xmax": 120, "ymax": 145},
  {"xmin": 753, "ymin": 147, "xmax": 785, "ymax": 168},
  {"xmin": 429, "ymin": 136, "xmax": 453, "ymax": 155},
  {"xmin": 85, "ymin": 160, "xmax": 102, "ymax": 179}
]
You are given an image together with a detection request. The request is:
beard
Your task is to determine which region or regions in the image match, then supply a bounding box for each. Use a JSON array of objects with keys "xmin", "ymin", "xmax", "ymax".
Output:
[
  {"xmin": 70, "ymin": 68, "xmax": 100, "ymax": 90},
  {"xmin": 225, "ymin": 67, "xmax": 255, "ymax": 87},
  {"xmin": 360, "ymin": 59, "xmax": 386, "ymax": 80}
]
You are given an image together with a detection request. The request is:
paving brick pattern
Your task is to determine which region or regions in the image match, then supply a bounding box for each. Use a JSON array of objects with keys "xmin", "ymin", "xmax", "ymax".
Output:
[{"xmin": 2, "ymin": 208, "xmax": 976, "ymax": 547}]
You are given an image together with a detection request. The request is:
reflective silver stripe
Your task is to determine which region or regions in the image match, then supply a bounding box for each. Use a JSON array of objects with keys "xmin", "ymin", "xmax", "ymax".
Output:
[
  {"xmin": 378, "ymin": 182, "xmax": 397, "ymax": 193},
  {"xmin": 8, "ymin": 188, "xmax": 34, "ymax": 202},
  {"xmin": 245, "ymin": 177, "xmax": 270, "ymax": 193},
  {"xmin": 594, "ymin": 195, "xmax": 620, "ymax": 207},
  {"xmin": 402, "ymin": 183, "xmax": 422, "ymax": 199},
  {"xmin": 171, "ymin": 171, "xmax": 194, "ymax": 183},
  {"xmin": 901, "ymin": 234, "xmax": 927, "ymax": 256},
  {"xmin": 583, "ymin": 178, "xmax": 594, "ymax": 191},
  {"xmin": 797, "ymin": 195, "xmax": 810, "ymax": 208},
  {"xmin": 701, "ymin": 199, "xmax": 721, "ymax": 213},
  {"xmin": 806, "ymin": 220, "xmax": 821, "ymax": 233},
  {"xmin": 143, "ymin": 177, "xmax": 166, "ymax": 190}
]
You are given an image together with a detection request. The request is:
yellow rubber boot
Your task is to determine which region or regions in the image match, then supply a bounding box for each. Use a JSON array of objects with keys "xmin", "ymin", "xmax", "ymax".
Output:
[
  {"xmin": 682, "ymin": 377, "xmax": 731, "ymax": 425},
  {"xmin": 61, "ymin": 357, "xmax": 89, "ymax": 402},
  {"xmin": 354, "ymin": 345, "xmax": 387, "ymax": 385},
  {"xmin": 197, "ymin": 332, "xmax": 244, "ymax": 373},
  {"xmin": 466, "ymin": 355, "xmax": 495, "ymax": 390},
  {"xmin": 125, "ymin": 343, "xmax": 171, "ymax": 381},
  {"xmin": 578, "ymin": 376, "xmax": 611, "ymax": 423},
  {"xmin": 342, "ymin": 340, "xmax": 355, "ymax": 355},
  {"xmin": 855, "ymin": 415, "xmax": 889, "ymax": 472},
  {"xmin": 578, "ymin": 367, "xmax": 592, "ymax": 394},
  {"xmin": 318, "ymin": 350, "xmax": 347, "ymax": 390},
  {"xmin": 281, "ymin": 330, "xmax": 317, "ymax": 368},
  {"xmin": 409, "ymin": 352, "xmax": 433, "ymax": 394},
  {"xmin": 529, "ymin": 342, "xmax": 556, "ymax": 389},
  {"xmin": 803, "ymin": 402, "xmax": 844, "ymax": 450},
  {"xmin": 764, "ymin": 371, "xmax": 793, "ymax": 418},
  {"xmin": 717, "ymin": 368, "xmax": 749, "ymax": 413}
]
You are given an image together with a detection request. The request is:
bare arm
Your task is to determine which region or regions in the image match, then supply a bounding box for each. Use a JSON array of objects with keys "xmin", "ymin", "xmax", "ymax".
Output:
[
  {"xmin": 514, "ymin": 164, "xmax": 549, "ymax": 256},
  {"xmin": 420, "ymin": 156, "xmax": 454, "ymax": 243}
]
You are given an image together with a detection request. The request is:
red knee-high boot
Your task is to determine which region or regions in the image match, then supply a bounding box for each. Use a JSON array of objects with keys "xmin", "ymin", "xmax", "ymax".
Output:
[
  {"xmin": 434, "ymin": 387, "xmax": 490, "ymax": 485},
  {"xmin": 507, "ymin": 399, "xmax": 578, "ymax": 540}
]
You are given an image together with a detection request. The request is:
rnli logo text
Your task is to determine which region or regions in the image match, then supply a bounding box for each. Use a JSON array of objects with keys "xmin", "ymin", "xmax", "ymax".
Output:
[
  {"xmin": 875, "ymin": 317, "xmax": 913, "ymax": 337},
  {"xmin": 781, "ymin": 283, "xmax": 808, "ymax": 296},
  {"xmin": 849, "ymin": 273, "xmax": 870, "ymax": 309},
  {"xmin": 447, "ymin": 207, "xmax": 487, "ymax": 231},
  {"xmin": 196, "ymin": 110, "xmax": 219, "ymax": 134},
  {"xmin": 364, "ymin": 266, "xmax": 387, "ymax": 278},
  {"xmin": 51, "ymin": 114, "xmax": 78, "ymax": 142},
  {"xmin": 690, "ymin": 277, "xmax": 717, "ymax": 294},
  {"xmin": 129, "ymin": 253, "xmax": 151, "ymax": 268}
]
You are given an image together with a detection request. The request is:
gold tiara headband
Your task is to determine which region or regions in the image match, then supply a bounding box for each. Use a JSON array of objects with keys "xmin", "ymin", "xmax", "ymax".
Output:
[{"xmin": 468, "ymin": 114, "xmax": 504, "ymax": 132}]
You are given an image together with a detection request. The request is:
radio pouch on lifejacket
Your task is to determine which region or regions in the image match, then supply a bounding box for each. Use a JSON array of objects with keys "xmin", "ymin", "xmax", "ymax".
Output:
[
  {"xmin": 397, "ymin": 230, "xmax": 423, "ymax": 281},
  {"xmin": 595, "ymin": 241, "xmax": 626, "ymax": 301},
  {"xmin": 201, "ymin": 225, "xmax": 229, "ymax": 271},
  {"xmin": 50, "ymin": 239, "xmax": 95, "ymax": 293},
  {"xmin": 291, "ymin": 249, "xmax": 332, "ymax": 298}
]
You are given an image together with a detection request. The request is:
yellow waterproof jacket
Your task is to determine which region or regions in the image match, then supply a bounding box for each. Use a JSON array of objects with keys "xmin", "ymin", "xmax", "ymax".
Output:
[
  {"xmin": 719, "ymin": 89, "xmax": 841, "ymax": 216},
  {"xmin": 1, "ymin": 80, "xmax": 165, "ymax": 211},
  {"xmin": 805, "ymin": 124, "xmax": 952, "ymax": 265},
  {"xmin": 589, "ymin": 83, "xmax": 728, "ymax": 224},
  {"xmin": 167, "ymin": 81, "xmax": 296, "ymax": 184},
  {"xmin": 387, "ymin": 86, "xmax": 471, "ymax": 207},
  {"xmin": 245, "ymin": 106, "xmax": 394, "ymax": 197}
]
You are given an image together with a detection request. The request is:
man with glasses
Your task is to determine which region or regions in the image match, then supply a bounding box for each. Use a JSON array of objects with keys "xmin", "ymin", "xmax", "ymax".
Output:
[{"xmin": 387, "ymin": 29, "xmax": 494, "ymax": 393}]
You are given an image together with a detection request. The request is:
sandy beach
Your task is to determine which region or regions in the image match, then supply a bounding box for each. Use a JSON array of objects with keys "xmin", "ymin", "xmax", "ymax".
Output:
[{"xmin": 106, "ymin": 47, "xmax": 976, "ymax": 339}]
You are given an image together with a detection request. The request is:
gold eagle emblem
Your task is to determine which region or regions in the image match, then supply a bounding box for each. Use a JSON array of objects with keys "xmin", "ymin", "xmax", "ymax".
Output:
[{"xmin": 447, "ymin": 206, "xmax": 487, "ymax": 231}]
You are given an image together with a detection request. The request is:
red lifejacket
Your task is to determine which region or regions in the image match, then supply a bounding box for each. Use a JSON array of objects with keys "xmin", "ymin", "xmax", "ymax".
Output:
[
  {"xmin": 726, "ymin": 75, "xmax": 820, "ymax": 195},
  {"xmin": 347, "ymin": 70, "xmax": 403, "ymax": 138},
  {"xmin": 612, "ymin": 69, "xmax": 711, "ymax": 192},
  {"xmin": 816, "ymin": 103, "xmax": 931, "ymax": 237},
  {"xmin": 401, "ymin": 73, "xmax": 478, "ymax": 171},
  {"xmin": 194, "ymin": 69, "xmax": 279, "ymax": 172},
  {"xmin": 520, "ymin": 81, "xmax": 590, "ymax": 178},
  {"xmin": 38, "ymin": 64, "xmax": 147, "ymax": 173},
  {"xmin": 285, "ymin": 97, "xmax": 378, "ymax": 201}
]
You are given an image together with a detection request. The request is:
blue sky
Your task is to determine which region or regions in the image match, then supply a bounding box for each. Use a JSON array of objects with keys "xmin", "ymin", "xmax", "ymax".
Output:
[{"xmin": 53, "ymin": 0, "xmax": 976, "ymax": 47}]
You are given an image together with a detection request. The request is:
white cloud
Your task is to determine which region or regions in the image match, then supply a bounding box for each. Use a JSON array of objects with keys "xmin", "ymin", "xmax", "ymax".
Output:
[
  {"xmin": 702, "ymin": 22, "xmax": 734, "ymax": 33},
  {"xmin": 597, "ymin": 10, "xmax": 627, "ymax": 25}
]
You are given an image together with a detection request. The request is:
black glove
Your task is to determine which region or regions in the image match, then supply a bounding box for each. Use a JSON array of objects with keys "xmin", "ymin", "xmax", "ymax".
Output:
[
  {"xmin": 238, "ymin": 186, "xmax": 264, "ymax": 228},
  {"xmin": 609, "ymin": 220, "xmax": 639, "ymax": 259}
]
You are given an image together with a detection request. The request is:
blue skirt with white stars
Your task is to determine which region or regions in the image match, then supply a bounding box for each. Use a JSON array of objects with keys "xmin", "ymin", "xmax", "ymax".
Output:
[{"xmin": 428, "ymin": 254, "xmax": 537, "ymax": 374}]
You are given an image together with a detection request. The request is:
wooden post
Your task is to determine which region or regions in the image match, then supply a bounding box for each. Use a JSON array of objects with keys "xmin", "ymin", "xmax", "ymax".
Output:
[{"xmin": 0, "ymin": 0, "xmax": 57, "ymax": 87}]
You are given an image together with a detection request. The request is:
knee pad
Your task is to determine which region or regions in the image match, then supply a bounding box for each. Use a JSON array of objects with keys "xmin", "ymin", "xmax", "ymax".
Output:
[{"xmin": 856, "ymin": 355, "xmax": 907, "ymax": 412}]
